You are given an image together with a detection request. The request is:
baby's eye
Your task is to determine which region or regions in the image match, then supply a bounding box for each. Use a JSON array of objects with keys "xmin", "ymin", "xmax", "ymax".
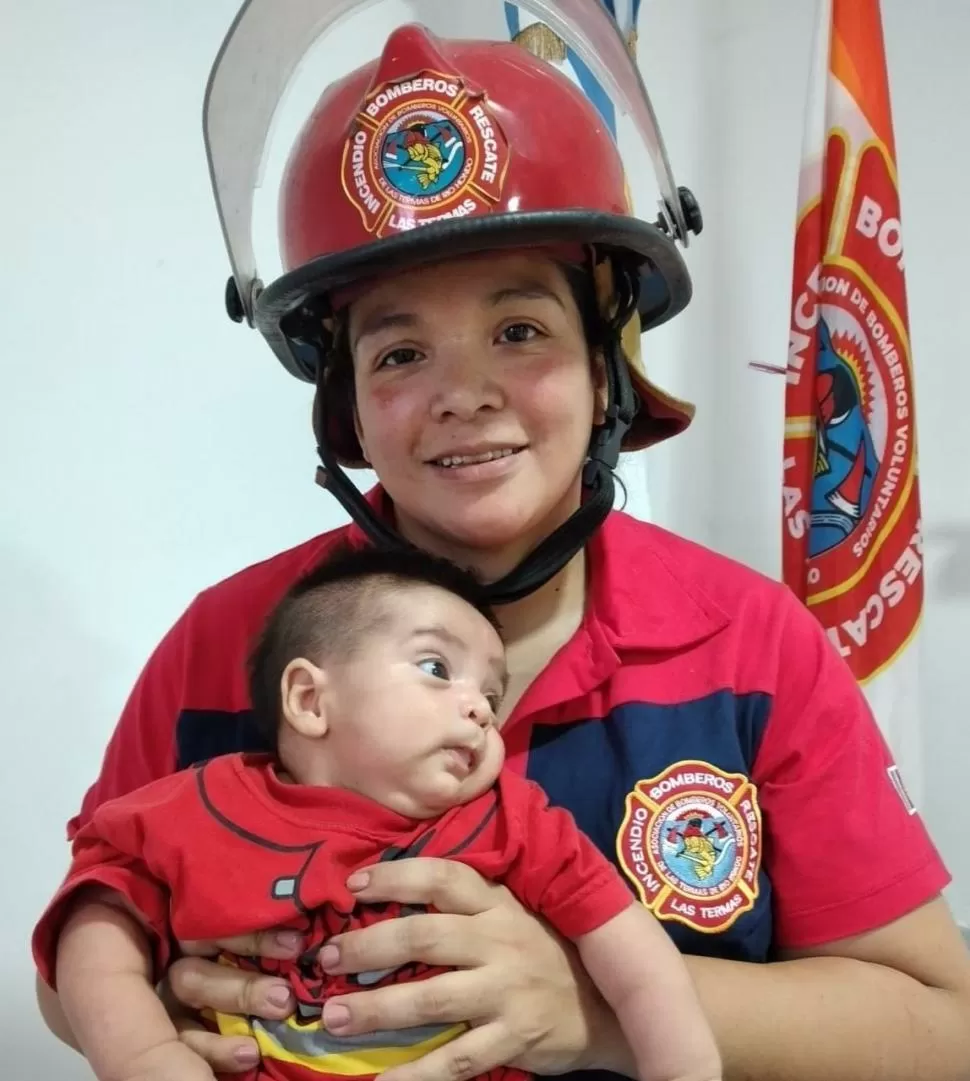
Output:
[
  {"xmin": 418, "ymin": 658, "xmax": 450, "ymax": 681},
  {"xmin": 485, "ymin": 693, "xmax": 502, "ymax": 714}
]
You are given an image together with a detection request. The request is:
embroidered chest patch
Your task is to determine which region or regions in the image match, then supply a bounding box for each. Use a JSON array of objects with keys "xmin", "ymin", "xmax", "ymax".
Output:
[{"xmin": 616, "ymin": 759, "xmax": 763, "ymax": 933}]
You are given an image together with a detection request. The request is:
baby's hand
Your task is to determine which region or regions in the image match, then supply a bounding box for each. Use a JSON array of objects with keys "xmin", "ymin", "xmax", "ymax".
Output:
[{"xmin": 122, "ymin": 1039, "xmax": 218, "ymax": 1081}]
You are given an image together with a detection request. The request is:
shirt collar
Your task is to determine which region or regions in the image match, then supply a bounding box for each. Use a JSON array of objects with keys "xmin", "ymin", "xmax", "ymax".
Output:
[
  {"xmin": 503, "ymin": 510, "xmax": 732, "ymax": 726},
  {"xmin": 345, "ymin": 484, "xmax": 730, "ymax": 651},
  {"xmin": 587, "ymin": 510, "xmax": 731, "ymax": 652}
]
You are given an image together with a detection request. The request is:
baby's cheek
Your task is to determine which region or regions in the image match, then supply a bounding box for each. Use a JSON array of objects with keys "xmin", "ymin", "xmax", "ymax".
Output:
[{"xmin": 487, "ymin": 730, "xmax": 507, "ymax": 775}]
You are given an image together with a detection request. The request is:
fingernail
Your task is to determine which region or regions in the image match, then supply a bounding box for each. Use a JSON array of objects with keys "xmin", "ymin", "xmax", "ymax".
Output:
[
  {"xmin": 274, "ymin": 930, "xmax": 302, "ymax": 953},
  {"xmin": 267, "ymin": 984, "xmax": 294, "ymax": 1009},
  {"xmin": 234, "ymin": 1046, "xmax": 260, "ymax": 1068},
  {"xmin": 319, "ymin": 944, "xmax": 339, "ymax": 969},
  {"xmin": 347, "ymin": 871, "xmax": 369, "ymax": 891},
  {"xmin": 324, "ymin": 1002, "xmax": 350, "ymax": 1030}
]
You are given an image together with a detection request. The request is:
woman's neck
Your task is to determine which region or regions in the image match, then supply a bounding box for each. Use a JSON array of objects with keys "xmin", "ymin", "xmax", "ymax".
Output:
[
  {"xmin": 390, "ymin": 499, "xmax": 589, "ymax": 716},
  {"xmin": 389, "ymin": 486, "xmax": 589, "ymax": 649},
  {"xmin": 491, "ymin": 549, "xmax": 587, "ymax": 648},
  {"xmin": 388, "ymin": 477, "xmax": 588, "ymax": 582},
  {"xmin": 491, "ymin": 550, "xmax": 588, "ymax": 721}
]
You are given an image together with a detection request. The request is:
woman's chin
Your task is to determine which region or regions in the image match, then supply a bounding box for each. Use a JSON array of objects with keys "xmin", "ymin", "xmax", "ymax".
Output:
[
  {"xmin": 390, "ymin": 463, "xmax": 583, "ymax": 564},
  {"xmin": 413, "ymin": 498, "xmax": 576, "ymax": 564}
]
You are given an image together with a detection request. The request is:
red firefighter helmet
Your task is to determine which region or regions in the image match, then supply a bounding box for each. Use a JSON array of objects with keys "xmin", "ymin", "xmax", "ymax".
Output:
[
  {"xmin": 264, "ymin": 22, "xmax": 696, "ymax": 465},
  {"xmin": 203, "ymin": 1, "xmax": 702, "ymax": 602}
]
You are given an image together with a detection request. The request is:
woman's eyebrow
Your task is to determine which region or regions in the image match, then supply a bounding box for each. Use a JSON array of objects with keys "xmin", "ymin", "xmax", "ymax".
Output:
[
  {"xmin": 487, "ymin": 282, "xmax": 565, "ymax": 309},
  {"xmin": 352, "ymin": 310, "xmax": 418, "ymax": 350}
]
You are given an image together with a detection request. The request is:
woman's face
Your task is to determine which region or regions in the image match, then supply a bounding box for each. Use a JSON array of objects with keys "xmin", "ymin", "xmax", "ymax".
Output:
[{"xmin": 348, "ymin": 252, "xmax": 602, "ymax": 575}]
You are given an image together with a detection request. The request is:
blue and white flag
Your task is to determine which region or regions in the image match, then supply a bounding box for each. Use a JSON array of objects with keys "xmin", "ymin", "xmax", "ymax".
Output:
[{"xmin": 503, "ymin": 0, "xmax": 642, "ymax": 138}]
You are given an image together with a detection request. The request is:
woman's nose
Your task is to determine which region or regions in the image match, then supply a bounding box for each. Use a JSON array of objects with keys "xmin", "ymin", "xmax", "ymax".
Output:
[{"xmin": 430, "ymin": 349, "xmax": 504, "ymax": 422}]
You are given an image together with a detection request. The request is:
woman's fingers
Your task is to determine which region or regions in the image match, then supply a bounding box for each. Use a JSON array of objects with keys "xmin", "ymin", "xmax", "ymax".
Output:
[
  {"xmin": 173, "ymin": 1016, "xmax": 262, "ymax": 1075},
  {"xmin": 322, "ymin": 969, "xmax": 491, "ymax": 1036},
  {"xmin": 178, "ymin": 929, "xmax": 304, "ymax": 961},
  {"xmin": 379, "ymin": 1022, "xmax": 521, "ymax": 1081},
  {"xmin": 322, "ymin": 912, "xmax": 483, "ymax": 976},
  {"xmin": 167, "ymin": 955, "xmax": 295, "ymax": 1018},
  {"xmin": 347, "ymin": 858, "xmax": 512, "ymax": 915},
  {"xmin": 329, "ymin": 857, "xmax": 521, "ymax": 976},
  {"xmin": 159, "ymin": 866, "xmax": 545, "ymax": 1081}
]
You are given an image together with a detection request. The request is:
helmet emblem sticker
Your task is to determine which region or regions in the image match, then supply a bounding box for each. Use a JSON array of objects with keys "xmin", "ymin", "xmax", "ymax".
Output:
[{"xmin": 341, "ymin": 70, "xmax": 510, "ymax": 237}]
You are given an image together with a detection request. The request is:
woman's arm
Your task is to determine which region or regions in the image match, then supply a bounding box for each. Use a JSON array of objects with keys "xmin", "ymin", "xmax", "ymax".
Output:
[
  {"xmin": 311, "ymin": 862, "xmax": 970, "ymax": 1081},
  {"xmin": 588, "ymin": 897, "xmax": 970, "ymax": 1081}
]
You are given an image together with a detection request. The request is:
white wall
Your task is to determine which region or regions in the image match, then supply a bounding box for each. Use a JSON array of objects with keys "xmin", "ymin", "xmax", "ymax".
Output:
[
  {"xmin": 2, "ymin": 2, "xmax": 967, "ymax": 1077},
  {"xmin": 2, "ymin": 4, "xmax": 350, "ymax": 1074}
]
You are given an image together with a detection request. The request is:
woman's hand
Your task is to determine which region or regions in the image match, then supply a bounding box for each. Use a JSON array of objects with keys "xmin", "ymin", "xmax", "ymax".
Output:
[
  {"xmin": 161, "ymin": 930, "xmax": 303, "ymax": 1074},
  {"xmin": 122, "ymin": 1039, "xmax": 220, "ymax": 1081},
  {"xmin": 316, "ymin": 859, "xmax": 625, "ymax": 1081}
]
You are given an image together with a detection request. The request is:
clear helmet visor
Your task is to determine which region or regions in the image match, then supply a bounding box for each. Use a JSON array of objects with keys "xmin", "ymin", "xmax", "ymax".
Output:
[{"xmin": 202, "ymin": 0, "xmax": 696, "ymax": 325}]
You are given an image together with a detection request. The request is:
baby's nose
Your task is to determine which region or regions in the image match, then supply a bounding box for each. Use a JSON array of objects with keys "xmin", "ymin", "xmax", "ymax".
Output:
[{"xmin": 462, "ymin": 692, "xmax": 492, "ymax": 725}]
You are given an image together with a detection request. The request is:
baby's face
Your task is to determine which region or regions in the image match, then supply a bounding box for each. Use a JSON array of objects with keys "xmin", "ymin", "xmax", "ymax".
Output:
[{"xmin": 317, "ymin": 585, "xmax": 508, "ymax": 818}]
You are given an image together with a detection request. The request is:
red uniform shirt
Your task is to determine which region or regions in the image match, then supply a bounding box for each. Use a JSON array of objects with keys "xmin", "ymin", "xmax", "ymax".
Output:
[
  {"xmin": 43, "ymin": 487, "xmax": 949, "ymax": 977},
  {"xmin": 35, "ymin": 754, "xmax": 632, "ymax": 1080}
]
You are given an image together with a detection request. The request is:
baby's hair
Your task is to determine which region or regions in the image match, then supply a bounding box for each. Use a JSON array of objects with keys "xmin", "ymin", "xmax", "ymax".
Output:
[{"xmin": 247, "ymin": 544, "xmax": 497, "ymax": 746}]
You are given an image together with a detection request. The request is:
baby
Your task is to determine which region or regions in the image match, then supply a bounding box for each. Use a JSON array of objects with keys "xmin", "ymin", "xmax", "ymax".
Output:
[{"xmin": 34, "ymin": 544, "xmax": 721, "ymax": 1081}]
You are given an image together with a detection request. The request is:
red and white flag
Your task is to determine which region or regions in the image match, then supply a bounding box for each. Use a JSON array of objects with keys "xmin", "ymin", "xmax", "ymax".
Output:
[{"xmin": 782, "ymin": 0, "xmax": 924, "ymax": 803}]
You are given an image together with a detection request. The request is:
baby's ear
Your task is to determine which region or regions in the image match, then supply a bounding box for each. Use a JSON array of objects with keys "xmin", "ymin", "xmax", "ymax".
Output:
[{"xmin": 280, "ymin": 658, "xmax": 329, "ymax": 739}]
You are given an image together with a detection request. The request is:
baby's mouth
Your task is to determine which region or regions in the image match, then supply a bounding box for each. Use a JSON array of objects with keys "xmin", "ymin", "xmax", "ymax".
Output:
[{"xmin": 446, "ymin": 746, "xmax": 476, "ymax": 774}]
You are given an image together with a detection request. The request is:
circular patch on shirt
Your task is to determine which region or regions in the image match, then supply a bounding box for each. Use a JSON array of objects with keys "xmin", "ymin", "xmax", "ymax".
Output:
[{"xmin": 616, "ymin": 759, "xmax": 762, "ymax": 933}]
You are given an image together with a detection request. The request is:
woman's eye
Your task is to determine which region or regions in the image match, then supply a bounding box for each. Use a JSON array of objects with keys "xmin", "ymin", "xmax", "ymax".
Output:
[
  {"xmin": 377, "ymin": 347, "xmax": 421, "ymax": 369},
  {"xmin": 418, "ymin": 658, "xmax": 449, "ymax": 681},
  {"xmin": 499, "ymin": 323, "xmax": 540, "ymax": 344}
]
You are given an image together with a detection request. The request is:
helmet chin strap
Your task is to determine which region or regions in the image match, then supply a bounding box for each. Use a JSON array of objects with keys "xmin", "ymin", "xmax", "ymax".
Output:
[{"xmin": 313, "ymin": 261, "xmax": 641, "ymax": 606}]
